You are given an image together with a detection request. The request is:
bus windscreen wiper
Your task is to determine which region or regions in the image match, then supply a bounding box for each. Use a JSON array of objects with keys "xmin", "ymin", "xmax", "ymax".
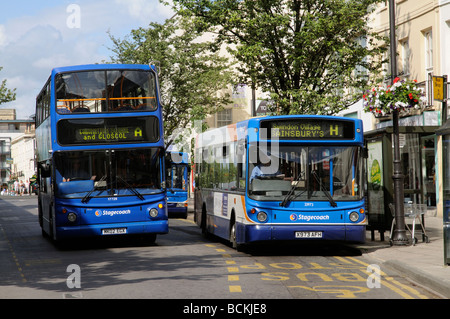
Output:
[
  {"xmin": 311, "ymin": 171, "xmax": 337, "ymax": 207},
  {"xmin": 280, "ymin": 173, "xmax": 304, "ymax": 207},
  {"xmin": 116, "ymin": 176, "xmax": 144, "ymax": 200},
  {"xmin": 82, "ymin": 175, "xmax": 107, "ymax": 204}
]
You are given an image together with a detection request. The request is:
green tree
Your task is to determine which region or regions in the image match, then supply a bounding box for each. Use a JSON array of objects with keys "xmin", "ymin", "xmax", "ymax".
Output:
[
  {"xmin": 170, "ymin": 0, "xmax": 387, "ymax": 115},
  {"xmin": 109, "ymin": 15, "xmax": 235, "ymax": 143},
  {"xmin": 0, "ymin": 67, "xmax": 16, "ymax": 105}
]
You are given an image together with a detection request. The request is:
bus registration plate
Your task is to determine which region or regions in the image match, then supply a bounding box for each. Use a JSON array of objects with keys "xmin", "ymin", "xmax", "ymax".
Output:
[
  {"xmin": 102, "ymin": 228, "xmax": 127, "ymax": 235},
  {"xmin": 295, "ymin": 231, "xmax": 322, "ymax": 238}
]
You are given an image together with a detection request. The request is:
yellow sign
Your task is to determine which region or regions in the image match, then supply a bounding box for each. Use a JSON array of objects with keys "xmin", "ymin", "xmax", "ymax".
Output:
[{"xmin": 433, "ymin": 76, "xmax": 444, "ymax": 101}]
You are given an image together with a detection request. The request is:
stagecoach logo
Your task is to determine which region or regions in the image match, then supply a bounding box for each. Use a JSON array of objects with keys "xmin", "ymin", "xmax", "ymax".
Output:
[
  {"xmin": 289, "ymin": 213, "xmax": 331, "ymax": 222},
  {"xmin": 94, "ymin": 209, "xmax": 132, "ymax": 217}
]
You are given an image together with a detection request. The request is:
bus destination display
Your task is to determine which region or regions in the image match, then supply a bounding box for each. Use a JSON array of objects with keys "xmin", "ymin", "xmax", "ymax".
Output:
[
  {"xmin": 57, "ymin": 116, "xmax": 160, "ymax": 145},
  {"xmin": 76, "ymin": 126, "xmax": 144, "ymax": 143},
  {"xmin": 260, "ymin": 119, "xmax": 354, "ymax": 140}
]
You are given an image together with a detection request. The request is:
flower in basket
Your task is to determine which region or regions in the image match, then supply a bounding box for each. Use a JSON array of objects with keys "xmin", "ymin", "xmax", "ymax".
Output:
[{"xmin": 363, "ymin": 77, "xmax": 426, "ymax": 116}]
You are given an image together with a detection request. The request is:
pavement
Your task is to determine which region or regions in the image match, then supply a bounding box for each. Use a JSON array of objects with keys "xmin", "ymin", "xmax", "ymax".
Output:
[
  {"xmin": 187, "ymin": 199, "xmax": 449, "ymax": 298},
  {"xmin": 360, "ymin": 212, "xmax": 450, "ymax": 298}
]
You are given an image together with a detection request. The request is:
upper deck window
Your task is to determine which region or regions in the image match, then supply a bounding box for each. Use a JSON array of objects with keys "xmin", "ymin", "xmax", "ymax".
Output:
[{"xmin": 55, "ymin": 69, "xmax": 157, "ymax": 114}]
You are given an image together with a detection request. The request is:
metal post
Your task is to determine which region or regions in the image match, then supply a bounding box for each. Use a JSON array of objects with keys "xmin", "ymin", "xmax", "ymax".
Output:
[
  {"xmin": 252, "ymin": 83, "xmax": 256, "ymax": 117},
  {"xmin": 389, "ymin": 0, "xmax": 409, "ymax": 245},
  {"xmin": 443, "ymin": 75, "xmax": 448, "ymax": 124}
]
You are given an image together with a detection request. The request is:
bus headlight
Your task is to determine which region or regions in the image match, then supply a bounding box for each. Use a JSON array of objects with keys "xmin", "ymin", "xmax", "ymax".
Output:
[
  {"xmin": 149, "ymin": 208, "xmax": 159, "ymax": 218},
  {"xmin": 67, "ymin": 212, "xmax": 77, "ymax": 223},
  {"xmin": 257, "ymin": 211, "xmax": 268, "ymax": 222},
  {"xmin": 349, "ymin": 212, "xmax": 359, "ymax": 222}
]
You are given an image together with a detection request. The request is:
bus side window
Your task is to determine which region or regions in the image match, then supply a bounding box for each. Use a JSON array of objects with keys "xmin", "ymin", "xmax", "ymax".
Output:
[
  {"xmin": 39, "ymin": 163, "xmax": 52, "ymax": 193},
  {"xmin": 236, "ymin": 140, "xmax": 246, "ymax": 190}
]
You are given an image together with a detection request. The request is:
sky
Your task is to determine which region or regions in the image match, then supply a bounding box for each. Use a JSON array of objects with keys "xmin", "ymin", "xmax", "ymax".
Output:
[{"xmin": 0, "ymin": 0, "xmax": 175, "ymax": 118}]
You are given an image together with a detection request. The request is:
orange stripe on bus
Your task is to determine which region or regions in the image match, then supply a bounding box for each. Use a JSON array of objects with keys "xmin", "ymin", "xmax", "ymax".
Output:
[{"xmin": 241, "ymin": 195, "xmax": 255, "ymax": 224}]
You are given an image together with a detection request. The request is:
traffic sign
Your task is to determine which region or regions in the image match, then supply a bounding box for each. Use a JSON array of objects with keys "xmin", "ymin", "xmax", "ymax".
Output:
[{"xmin": 433, "ymin": 76, "xmax": 444, "ymax": 101}]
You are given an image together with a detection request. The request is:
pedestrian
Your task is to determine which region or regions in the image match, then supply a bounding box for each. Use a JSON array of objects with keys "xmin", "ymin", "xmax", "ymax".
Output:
[
  {"xmin": 19, "ymin": 180, "xmax": 25, "ymax": 195},
  {"xmin": 14, "ymin": 180, "xmax": 19, "ymax": 195}
]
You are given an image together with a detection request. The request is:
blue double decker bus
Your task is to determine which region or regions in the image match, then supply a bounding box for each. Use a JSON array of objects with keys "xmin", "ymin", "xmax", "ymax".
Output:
[
  {"xmin": 166, "ymin": 151, "xmax": 189, "ymax": 219},
  {"xmin": 194, "ymin": 115, "xmax": 366, "ymax": 249},
  {"xmin": 35, "ymin": 64, "xmax": 168, "ymax": 243}
]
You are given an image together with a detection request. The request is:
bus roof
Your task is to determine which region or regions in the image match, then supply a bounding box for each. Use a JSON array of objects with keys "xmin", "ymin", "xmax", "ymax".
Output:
[
  {"xmin": 51, "ymin": 64, "xmax": 155, "ymax": 75},
  {"xmin": 245, "ymin": 114, "xmax": 361, "ymax": 125}
]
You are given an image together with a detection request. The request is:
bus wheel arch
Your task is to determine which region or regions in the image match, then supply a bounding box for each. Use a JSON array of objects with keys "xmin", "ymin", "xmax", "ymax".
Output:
[{"xmin": 229, "ymin": 210, "xmax": 242, "ymax": 251}]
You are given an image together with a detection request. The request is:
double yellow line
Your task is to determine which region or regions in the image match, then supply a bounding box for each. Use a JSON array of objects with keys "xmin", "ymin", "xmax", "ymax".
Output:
[{"xmin": 206, "ymin": 244, "xmax": 242, "ymax": 293}]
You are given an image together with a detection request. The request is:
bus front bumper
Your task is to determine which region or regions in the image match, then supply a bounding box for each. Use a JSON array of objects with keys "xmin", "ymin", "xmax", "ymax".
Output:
[
  {"xmin": 237, "ymin": 223, "xmax": 366, "ymax": 244},
  {"xmin": 55, "ymin": 220, "xmax": 168, "ymax": 240},
  {"xmin": 167, "ymin": 203, "xmax": 188, "ymax": 214}
]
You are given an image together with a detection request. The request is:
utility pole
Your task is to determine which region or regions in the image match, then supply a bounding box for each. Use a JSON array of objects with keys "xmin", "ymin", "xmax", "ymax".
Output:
[{"xmin": 389, "ymin": 0, "xmax": 409, "ymax": 245}]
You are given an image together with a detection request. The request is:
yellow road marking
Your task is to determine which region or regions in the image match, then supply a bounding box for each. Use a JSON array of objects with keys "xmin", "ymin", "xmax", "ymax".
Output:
[
  {"xmin": 205, "ymin": 244, "xmax": 242, "ymax": 293},
  {"xmin": 1, "ymin": 226, "xmax": 26, "ymax": 283},
  {"xmin": 229, "ymin": 285, "xmax": 242, "ymax": 293},
  {"xmin": 339, "ymin": 256, "xmax": 428, "ymax": 299},
  {"xmin": 288, "ymin": 285, "xmax": 370, "ymax": 298}
]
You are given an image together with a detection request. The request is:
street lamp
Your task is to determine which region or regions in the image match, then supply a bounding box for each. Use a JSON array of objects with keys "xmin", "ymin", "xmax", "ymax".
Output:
[{"xmin": 389, "ymin": 0, "xmax": 409, "ymax": 245}]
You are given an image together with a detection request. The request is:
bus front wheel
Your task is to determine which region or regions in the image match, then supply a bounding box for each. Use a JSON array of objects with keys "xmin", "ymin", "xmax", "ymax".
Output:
[
  {"xmin": 229, "ymin": 219, "xmax": 243, "ymax": 251},
  {"xmin": 144, "ymin": 234, "xmax": 157, "ymax": 244}
]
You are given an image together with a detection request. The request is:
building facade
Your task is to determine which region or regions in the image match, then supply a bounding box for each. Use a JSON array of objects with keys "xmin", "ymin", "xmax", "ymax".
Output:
[{"xmin": 0, "ymin": 109, "xmax": 35, "ymax": 190}]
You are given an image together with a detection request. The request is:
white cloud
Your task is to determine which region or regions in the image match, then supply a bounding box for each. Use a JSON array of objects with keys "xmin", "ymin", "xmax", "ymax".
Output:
[
  {"xmin": 0, "ymin": 25, "xmax": 7, "ymax": 47},
  {"xmin": 115, "ymin": 0, "xmax": 175, "ymax": 23}
]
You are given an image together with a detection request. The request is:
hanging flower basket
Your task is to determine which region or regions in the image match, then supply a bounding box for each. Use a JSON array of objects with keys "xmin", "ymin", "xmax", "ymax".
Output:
[{"xmin": 363, "ymin": 77, "xmax": 426, "ymax": 116}]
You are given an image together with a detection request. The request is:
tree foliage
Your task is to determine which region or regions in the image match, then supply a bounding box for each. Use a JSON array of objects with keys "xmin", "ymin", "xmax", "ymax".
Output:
[
  {"xmin": 0, "ymin": 67, "xmax": 16, "ymax": 105},
  {"xmin": 108, "ymin": 16, "xmax": 235, "ymax": 142},
  {"xmin": 170, "ymin": 0, "xmax": 387, "ymax": 115}
]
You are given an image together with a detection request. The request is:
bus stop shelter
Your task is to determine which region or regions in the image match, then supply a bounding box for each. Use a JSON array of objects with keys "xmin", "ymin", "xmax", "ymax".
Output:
[{"xmin": 364, "ymin": 125, "xmax": 438, "ymax": 241}]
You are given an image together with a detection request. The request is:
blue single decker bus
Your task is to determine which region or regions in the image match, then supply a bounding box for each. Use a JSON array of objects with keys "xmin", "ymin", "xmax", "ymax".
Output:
[
  {"xmin": 194, "ymin": 115, "xmax": 366, "ymax": 249},
  {"xmin": 35, "ymin": 64, "xmax": 168, "ymax": 243},
  {"xmin": 166, "ymin": 151, "xmax": 189, "ymax": 219}
]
